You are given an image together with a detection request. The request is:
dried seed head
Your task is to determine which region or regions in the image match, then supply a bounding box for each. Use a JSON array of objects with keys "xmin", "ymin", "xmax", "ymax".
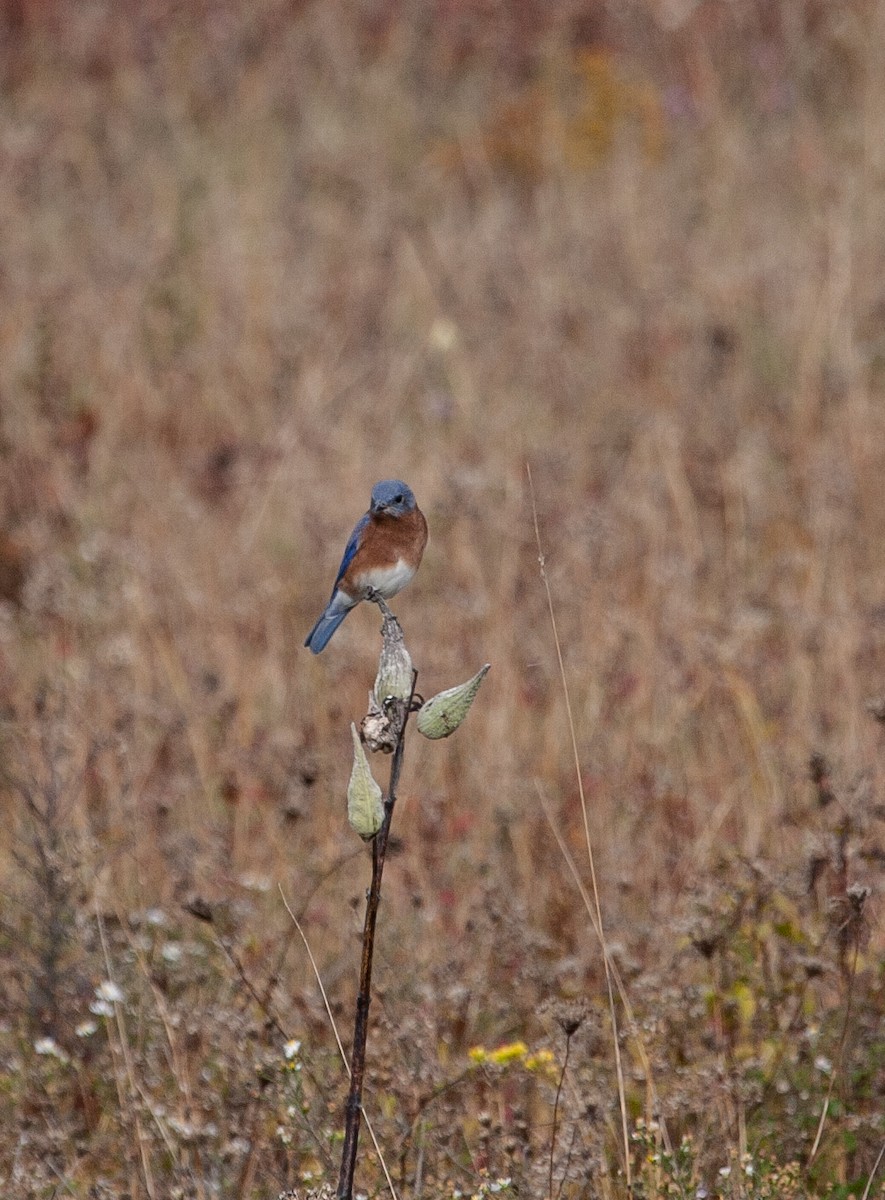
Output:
[
  {"xmin": 361, "ymin": 693, "xmax": 398, "ymax": 754},
  {"xmin": 554, "ymin": 998, "xmax": 590, "ymax": 1038},
  {"xmin": 846, "ymin": 882, "xmax": 871, "ymax": 911}
]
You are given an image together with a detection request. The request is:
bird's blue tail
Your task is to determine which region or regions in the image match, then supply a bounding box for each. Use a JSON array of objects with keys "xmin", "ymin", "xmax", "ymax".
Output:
[{"xmin": 304, "ymin": 606, "xmax": 350, "ymax": 654}]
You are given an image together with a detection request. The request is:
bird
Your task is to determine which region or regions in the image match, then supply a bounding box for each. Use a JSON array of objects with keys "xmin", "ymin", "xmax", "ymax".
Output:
[{"xmin": 304, "ymin": 479, "xmax": 428, "ymax": 654}]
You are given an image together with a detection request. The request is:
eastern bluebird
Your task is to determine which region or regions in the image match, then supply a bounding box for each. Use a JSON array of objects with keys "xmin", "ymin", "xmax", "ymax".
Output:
[{"xmin": 304, "ymin": 479, "xmax": 428, "ymax": 654}]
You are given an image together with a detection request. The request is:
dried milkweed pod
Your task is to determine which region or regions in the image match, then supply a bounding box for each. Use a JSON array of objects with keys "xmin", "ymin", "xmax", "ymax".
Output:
[{"xmin": 373, "ymin": 622, "xmax": 413, "ymax": 705}]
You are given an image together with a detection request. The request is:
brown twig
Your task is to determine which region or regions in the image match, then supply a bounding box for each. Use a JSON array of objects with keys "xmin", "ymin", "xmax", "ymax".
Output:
[
  {"xmin": 280, "ymin": 890, "xmax": 399, "ymax": 1199},
  {"xmin": 337, "ymin": 667, "xmax": 418, "ymax": 1200},
  {"xmin": 548, "ymin": 1031, "xmax": 572, "ymax": 1200}
]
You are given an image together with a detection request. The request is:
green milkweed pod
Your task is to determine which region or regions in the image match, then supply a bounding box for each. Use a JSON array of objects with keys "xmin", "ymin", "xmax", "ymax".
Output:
[
  {"xmin": 416, "ymin": 664, "xmax": 491, "ymax": 739},
  {"xmin": 347, "ymin": 723, "xmax": 384, "ymax": 840}
]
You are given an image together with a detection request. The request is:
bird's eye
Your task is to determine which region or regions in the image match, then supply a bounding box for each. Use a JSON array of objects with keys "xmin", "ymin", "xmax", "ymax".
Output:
[{"xmin": 393, "ymin": 494, "xmax": 403, "ymax": 504}]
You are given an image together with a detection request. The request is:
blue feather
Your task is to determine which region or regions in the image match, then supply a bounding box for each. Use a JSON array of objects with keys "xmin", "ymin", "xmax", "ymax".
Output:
[
  {"xmin": 333, "ymin": 512, "xmax": 371, "ymax": 588},
  {"xmin": 304, "ymin": 606, "xmax": 351, "ymax": 654}
]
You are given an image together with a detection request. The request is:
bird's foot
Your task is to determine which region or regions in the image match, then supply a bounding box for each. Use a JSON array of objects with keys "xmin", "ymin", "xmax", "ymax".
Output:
[{"xmin": 366, "ymin": 588, "xmax": 395, "ymax": 621}]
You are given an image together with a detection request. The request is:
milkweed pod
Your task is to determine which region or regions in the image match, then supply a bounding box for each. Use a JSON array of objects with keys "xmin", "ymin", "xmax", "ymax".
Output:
[
  {"xmin": 374, "ymin": 636, "xmax": 413, "ymax": 705},
  {"xmin": 361, "ymin": 693, "xmax": 396, "ymax": 755},
  {"xmin": 416, "ymin": 664, "xmax": 491, "ymax": 739},
  {"xmin": 347, "ymin": 723, "xmax": 384, "ymax": 840}
]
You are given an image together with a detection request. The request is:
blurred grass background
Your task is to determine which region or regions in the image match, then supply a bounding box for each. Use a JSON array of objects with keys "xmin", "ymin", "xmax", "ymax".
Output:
[{"xmin": 0, "ymin": 1, "xmax": 883, "ymax": 1196}]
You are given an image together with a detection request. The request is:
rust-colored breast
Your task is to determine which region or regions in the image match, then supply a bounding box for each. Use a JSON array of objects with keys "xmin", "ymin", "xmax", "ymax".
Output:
[{"xmin": 340, "ymin": 506, "xmax": 428, "ymax": 594}]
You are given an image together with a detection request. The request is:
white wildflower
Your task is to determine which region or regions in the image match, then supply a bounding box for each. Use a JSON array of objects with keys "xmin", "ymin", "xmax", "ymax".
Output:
[
  {"xmin": 95, "ymin": 980, "xmax": 124, "ymax": 1003},
  {"xmin": 34, "ymin": 1036, "xmax": 67, "ymax": 1062}
]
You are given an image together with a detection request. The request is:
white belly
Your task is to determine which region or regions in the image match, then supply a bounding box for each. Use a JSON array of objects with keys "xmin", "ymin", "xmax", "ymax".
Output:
[{"xmin": 356, "ymin": 558, "xmax": 416, "ymax": 599}]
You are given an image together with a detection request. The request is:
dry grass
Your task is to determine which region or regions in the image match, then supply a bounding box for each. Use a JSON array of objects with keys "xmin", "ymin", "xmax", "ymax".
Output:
[{"xmin": 0, "ymin": 1, "xmax": 883, "ymax": 1197}]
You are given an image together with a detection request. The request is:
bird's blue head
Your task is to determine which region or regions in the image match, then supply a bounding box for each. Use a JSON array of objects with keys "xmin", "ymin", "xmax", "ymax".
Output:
[{"xmin": 370, "ymin": 479, "xmax": 416, "ymax": 517}]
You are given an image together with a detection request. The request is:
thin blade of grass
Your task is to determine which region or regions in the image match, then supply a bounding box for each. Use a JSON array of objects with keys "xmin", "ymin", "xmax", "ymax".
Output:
[
  {"xmin": 527, "ymin": 463, "xmax": 632, "ymax": 1189},
  {"xmin": 808, "ymin": 940, "xmax": 859, "ymax": 1166},
  {"xmin": 861, "ymin": 1140, "xmax": 885, "ymax": 1200}
]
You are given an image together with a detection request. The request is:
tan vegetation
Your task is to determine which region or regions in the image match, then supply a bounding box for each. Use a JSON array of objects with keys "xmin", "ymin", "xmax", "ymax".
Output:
[{"xmin": 0, "ymin": 1, "xmax": 883, "ymax": 1197}]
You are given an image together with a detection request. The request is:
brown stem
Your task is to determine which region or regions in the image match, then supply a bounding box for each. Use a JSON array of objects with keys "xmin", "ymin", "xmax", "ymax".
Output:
[
  {"xmin": 337, "ymin": 672, "xmax": 417, "ymax": 1200},
  {"xmin": 549, "ymin": 1032, "xmax": 572, "ymax": 1200}
]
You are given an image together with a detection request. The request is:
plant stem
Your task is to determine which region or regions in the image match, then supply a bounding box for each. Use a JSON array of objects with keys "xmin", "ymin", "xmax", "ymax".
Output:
[
  {"xmin": 549, "ymin": 1033, "xmax": 572, "ymax": 1200},
  {"xmin": 337, "ymin": 674, "xmax": 416, "ymax": 1200}
]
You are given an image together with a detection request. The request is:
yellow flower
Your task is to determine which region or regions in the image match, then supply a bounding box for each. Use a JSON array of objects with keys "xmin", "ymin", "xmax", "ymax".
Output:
[
  {"xmin": 524, "ymin": 1049, "xmax": 557, "ymax": 1075},
  {"xmin": 487, "ymin": 1041, "xmax": 528, "ymax": 1065}
]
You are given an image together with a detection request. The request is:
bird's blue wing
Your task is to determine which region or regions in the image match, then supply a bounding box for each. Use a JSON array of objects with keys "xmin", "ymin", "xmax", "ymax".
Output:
[{"xmin": 332, "ymin": 512, "xmax": 371, "ymax": 593}]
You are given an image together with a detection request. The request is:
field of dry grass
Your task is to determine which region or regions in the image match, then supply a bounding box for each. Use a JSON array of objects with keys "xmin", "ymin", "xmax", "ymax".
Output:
[{"xmin": 1, "ymin": 1, "xmax": 883, "ymax": 1197}]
